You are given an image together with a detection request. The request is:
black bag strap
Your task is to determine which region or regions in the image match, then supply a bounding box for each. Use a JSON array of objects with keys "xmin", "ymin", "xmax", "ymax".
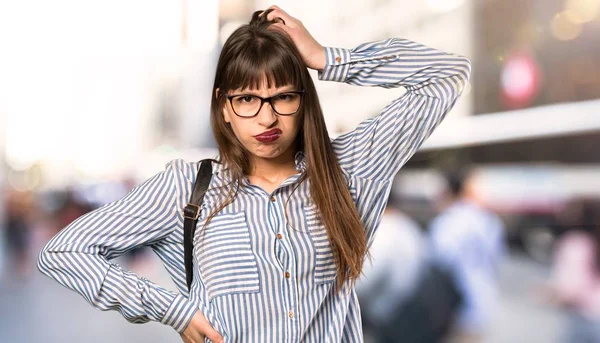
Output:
[{"xmin": 183, "ymin": 159, "xmax": 215, "ymax": 291}]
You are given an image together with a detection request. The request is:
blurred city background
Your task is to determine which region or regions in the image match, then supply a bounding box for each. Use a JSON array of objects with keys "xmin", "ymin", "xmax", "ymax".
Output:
[{"xmin": 1, "ymin": 0, "xmax": 600, "ymax": 342}]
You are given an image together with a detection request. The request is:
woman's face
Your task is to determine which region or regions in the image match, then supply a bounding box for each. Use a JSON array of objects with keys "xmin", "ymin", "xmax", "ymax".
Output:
[{"xmin": 221, "ymin": 81, "xmax": 302, "ymax": 162}]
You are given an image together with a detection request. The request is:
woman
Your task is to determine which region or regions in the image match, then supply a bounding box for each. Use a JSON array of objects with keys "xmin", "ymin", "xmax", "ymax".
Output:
[{"xmin": 38, "ymin": 6, "xmax": 471, "ymax": 343}]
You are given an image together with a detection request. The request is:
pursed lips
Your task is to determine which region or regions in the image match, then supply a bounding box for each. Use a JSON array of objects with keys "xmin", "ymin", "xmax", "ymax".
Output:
[{"xmin": 254, "ymin": 128, "xmax": 282, "ymax": 137}]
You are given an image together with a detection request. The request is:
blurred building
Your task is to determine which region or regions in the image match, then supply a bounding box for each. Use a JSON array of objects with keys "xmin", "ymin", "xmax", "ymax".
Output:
[{"xmin": 415, "ymin": 0, "xmax": 600, "ymax": 165}]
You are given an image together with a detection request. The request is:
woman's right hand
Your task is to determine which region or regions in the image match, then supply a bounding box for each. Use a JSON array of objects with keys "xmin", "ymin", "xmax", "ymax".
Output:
[{"xmin": 179, "ymin": 310, "xmax": 224, "ymax": 343}]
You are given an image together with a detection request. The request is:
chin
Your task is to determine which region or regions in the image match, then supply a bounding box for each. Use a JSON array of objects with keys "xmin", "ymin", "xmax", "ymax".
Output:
[
  {"xmin": 251, "ymin": 144, "xmax": 286, "ymax": 159},
  {"xmin": 252, "ymin": 149, "xmax": 283, "ymax": 160}
]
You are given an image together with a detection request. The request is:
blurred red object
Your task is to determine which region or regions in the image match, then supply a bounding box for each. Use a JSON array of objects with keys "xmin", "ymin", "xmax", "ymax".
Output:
[{"xmin": 500, "ymin": 50, "xmax": 542, "ymax": 109}]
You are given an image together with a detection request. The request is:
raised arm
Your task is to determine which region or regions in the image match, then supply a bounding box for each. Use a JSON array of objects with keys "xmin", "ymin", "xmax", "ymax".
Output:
[
  {"xmin": 261, "ymin": 6, "xmax": 470, "ymax": 182},
  {"xmin": 324, "ymin": 38, "xmax": 471, "ymax": 181}
]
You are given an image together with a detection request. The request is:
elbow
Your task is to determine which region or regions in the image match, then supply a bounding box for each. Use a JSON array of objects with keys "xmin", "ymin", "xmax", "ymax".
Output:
[
  {"xmin": 36, "ymin": 244, "xmax": 53, "ymax": 277},
  {"xmin": 37, "ymin": 241, "xmax": 65, "ymax": 279},
  {"xmin": 447, "ymin": 56, "xmax": 472, "ymax": 99},
  {"xmin": 457, "ymin": 56, "xmax": 472, "ymax": 83}
]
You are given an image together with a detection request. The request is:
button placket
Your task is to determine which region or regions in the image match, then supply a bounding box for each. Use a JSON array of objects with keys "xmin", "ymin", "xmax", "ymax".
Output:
[
  {"xmin": 267, "ymin": 192, "xmax": 287, "ymax": 276},
  {"xmin": 269, "ymin": 192, "xmax": 299, "ymax": 341}
]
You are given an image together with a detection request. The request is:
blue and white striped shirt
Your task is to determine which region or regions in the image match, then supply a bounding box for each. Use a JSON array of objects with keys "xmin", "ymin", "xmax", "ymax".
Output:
[{"xmin": 38, "ymin": 38, "xmax": 471, "ymax": 342}]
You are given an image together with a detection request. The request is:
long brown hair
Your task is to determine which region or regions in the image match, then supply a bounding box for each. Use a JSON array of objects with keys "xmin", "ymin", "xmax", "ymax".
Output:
[{"xmin": 206, "ymin": 9, "xmax": 367, "ymax": 292}]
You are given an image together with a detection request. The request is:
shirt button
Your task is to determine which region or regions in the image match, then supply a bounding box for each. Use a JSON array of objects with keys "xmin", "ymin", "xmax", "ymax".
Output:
[
  {"xmin": 270, "ymin": 196, "xmax": 276, "ymax": 202},
  {"xmin": 288, "ymin": 310, "xmax": 294, "ymax": 318},
  {"xmin": 276, "ymin": 233, "xmax": 283, "ymax": 240},
  {"xmin": 284, "ymin": 272, "xmax": 291, "ymax": 279},
  {"xmin": 335, "ymin": 56, "xmax": 341, "ymax": 62}
]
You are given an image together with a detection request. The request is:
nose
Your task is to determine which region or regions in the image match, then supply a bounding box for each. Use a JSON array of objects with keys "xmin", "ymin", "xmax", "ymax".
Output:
[{"xmin": 256, "ymin": 101, "xmax": 277, "ymax": 127}]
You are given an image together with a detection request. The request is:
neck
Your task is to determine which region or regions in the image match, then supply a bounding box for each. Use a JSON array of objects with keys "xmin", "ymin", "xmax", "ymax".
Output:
[{"xmin": 248, "ymin": 148, "xmax": 298, "ymax": 180}]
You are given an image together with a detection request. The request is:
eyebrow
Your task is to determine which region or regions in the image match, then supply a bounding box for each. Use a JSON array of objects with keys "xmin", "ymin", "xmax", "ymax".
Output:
[{"xmin": 230, "ymin": 88, "xmax": 297, "ymax": 97}]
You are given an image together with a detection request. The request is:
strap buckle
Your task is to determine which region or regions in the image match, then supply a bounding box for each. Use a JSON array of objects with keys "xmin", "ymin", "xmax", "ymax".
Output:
[{"xmin": 183, "ymin": 203, "xmax": 201, "ymax": 220}]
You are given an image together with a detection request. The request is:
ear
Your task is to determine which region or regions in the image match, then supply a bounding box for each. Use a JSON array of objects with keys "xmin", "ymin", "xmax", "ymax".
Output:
[
  {"xmin": 216, "ymin": 89, "xmax": 232, "ymax": 124},
  {"xmin": 223, "ymin": 106, "xmax": 232, "ymax": 124}
]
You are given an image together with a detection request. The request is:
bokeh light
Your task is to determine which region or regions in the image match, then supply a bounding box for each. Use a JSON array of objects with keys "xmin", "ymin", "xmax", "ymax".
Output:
[
  {"xmin": 564, "ymin": 0, "xmax": 600, "ymax": 24},
  {"xmin": 551, "ymin": 11, "xmax": 583, "ymax": 40},
  {"xmin": 500, "ymin": 52, "xmax": 542, "ymax": 109}
]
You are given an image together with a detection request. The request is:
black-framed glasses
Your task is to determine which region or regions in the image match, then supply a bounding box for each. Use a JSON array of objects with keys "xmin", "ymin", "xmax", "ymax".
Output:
[{"xmin": 225, "ymin": 90, "xmax": 305, "ymax": 118}]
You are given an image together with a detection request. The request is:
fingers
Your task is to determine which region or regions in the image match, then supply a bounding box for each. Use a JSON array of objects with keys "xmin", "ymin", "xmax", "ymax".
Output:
[
  {"xmin": 180, "ymin": 328, "xmax": 222, "ymax": 343},
  {"xmin": 179, "ymin": 332, "xmax": 201, "ymax": 343},
  {"xmin": 269, "ymin": 22, "xmax": 291, "ymax": 35},
  {"xmin": 196, "ymin": 314, "xmax": 224, "ymax": 343},
  {"xmin": 180, "ymin": 310, "xmax": 224, "ymax": 343},
  {"xmin": 204, "ymin": 327, "xmax": 224, "ymax": 343},
  {"xmin": 264, "ymin": 5, "xmax": 300, "ymax": 28}
]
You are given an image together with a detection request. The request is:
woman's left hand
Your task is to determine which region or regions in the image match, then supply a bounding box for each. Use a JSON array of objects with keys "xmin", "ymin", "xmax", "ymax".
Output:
[{"xmin": 263, "ymin": 5, "xmax": 326, "ymax": 71}]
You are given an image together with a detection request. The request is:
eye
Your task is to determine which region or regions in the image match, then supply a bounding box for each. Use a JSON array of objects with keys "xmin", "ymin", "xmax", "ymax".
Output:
[
  {"xmin": 275, "ymin": 93, "xmax": 298, "ymax": 102},
  {"xmin": 233, "ymin": 95, "xmax": 259, "ymax": 104}
]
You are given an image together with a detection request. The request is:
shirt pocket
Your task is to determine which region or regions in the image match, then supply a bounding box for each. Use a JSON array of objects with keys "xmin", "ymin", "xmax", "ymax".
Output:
[
  {"xmin": 305, "ymin": 204, "xmax": 337, "ymax": 285},
  {"xmin": 194, "ymin": 211, "xmax": 260, "ymax": 302}
]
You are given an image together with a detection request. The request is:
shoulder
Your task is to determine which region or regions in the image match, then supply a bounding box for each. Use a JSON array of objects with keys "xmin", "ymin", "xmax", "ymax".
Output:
[
  {"xmin": 164, "ymin": 158, "xmax": 200, "ymax": 183},
  {"xmin": 160, "ymin": 159, "xmax": 204, "ymax": 204}
]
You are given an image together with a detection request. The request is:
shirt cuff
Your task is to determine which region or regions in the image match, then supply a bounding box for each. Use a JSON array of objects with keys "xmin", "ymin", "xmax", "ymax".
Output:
[
  {"xmin": 318, "ymin": 47, "xmax": 351, "ymax": 82},
  {"xmin": 161, "ymin": 293, "xmax": 198, "ymax": 334}
]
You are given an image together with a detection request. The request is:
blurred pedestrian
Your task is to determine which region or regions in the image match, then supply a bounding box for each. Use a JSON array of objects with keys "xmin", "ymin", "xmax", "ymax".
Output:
[
  {"xmin": 356, "ymin": 191, "xmax": 428, "ymax": 342},
  {"xmin": 2, "ymin": 189, "xmax": 35, "ymax": 280},
  {"xmin": 542, "ymin": 198, "xmax": 600, "ymax": 343},
  {"xmin": 429, "ymin": 169, "xmax": 505, "ymax": 342}
]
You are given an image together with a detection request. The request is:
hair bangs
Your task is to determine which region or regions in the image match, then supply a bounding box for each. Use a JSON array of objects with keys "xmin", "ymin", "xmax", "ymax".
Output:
[{"xmin": 222, "ymin": 41, "xmax": 304, "ymax": 93}]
